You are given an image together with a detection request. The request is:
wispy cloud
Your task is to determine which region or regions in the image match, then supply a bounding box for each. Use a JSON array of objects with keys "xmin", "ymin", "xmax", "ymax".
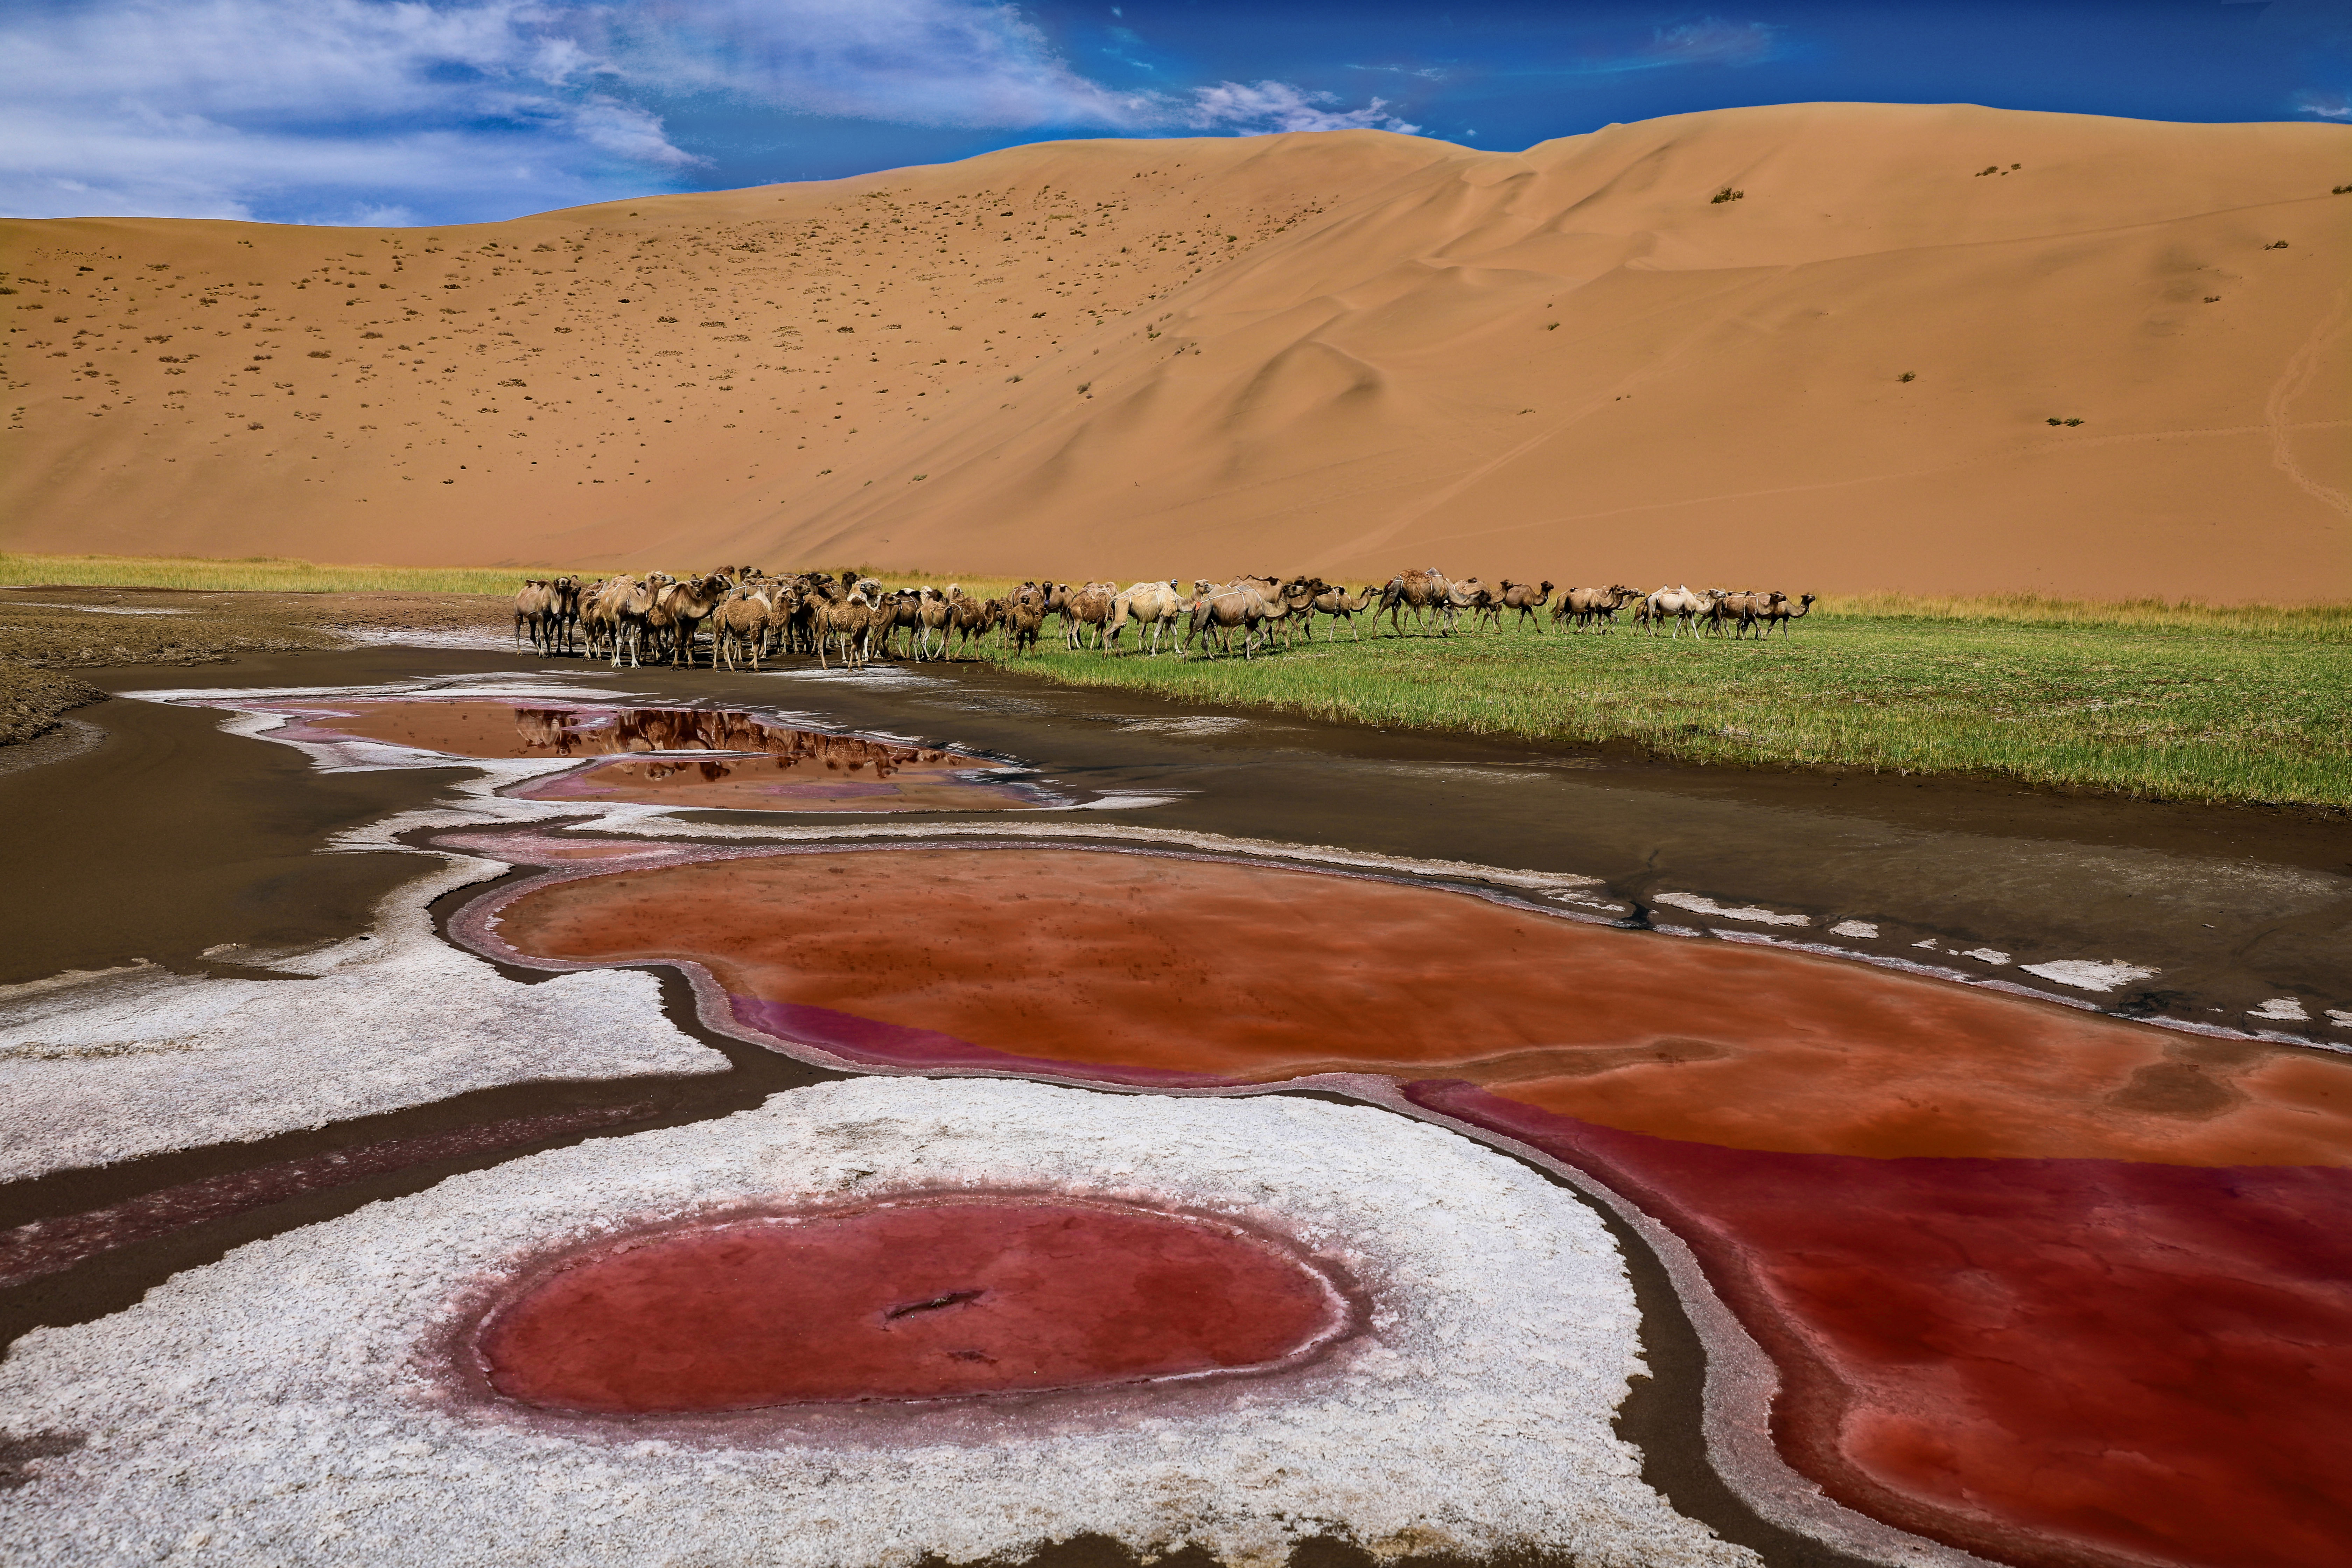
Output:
[
  {"xmin": 1634, "ymin": 18, "xmax": 1777, "ymax": 69},
  {"xmin": 1506, "ymin": 15, "xmax": 1782, "ymax": 79},
  {"xmin": 0, "ymin": 0, "xmax": 1410, "ymax": 223},
  {"xmin": 2294, "ymin": 89, "xmax": 2350, "ymax": 118},
  {"xmin": 1184, "ymin": 80, "xmax": 1420, "ymax": 135}
]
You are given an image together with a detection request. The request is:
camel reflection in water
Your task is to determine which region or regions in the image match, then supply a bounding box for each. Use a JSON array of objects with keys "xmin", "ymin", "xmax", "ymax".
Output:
[
  {"xmin": 510, "ymin": 706, "xmax": 953, "ymax": 780},
  {"xmin": 504, "ymin": 705, "xmax": 1035, "ymax": 813}
]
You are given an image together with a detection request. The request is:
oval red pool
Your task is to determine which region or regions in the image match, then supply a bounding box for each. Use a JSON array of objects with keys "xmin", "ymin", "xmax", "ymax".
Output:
[{"xmin": 476, "ymin": 1196, "xmax": 1350, "ymax": 1413}]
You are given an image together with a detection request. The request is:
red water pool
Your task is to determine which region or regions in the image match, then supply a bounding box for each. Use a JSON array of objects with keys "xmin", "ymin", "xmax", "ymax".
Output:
[{"xmin": 476, "ymin": 1196, "xmax": 1350, "ymax": 1413}]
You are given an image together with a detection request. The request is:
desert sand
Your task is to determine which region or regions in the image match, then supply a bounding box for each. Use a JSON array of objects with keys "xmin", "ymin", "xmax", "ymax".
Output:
[{"xmin": 3, "ymin": 103, "xmax": 2346, "ymax": 596}]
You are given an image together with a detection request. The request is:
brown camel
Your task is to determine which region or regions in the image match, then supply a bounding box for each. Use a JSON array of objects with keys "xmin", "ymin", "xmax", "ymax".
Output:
[
  {"xmin": 1552, "ymin": 585, "xmax": 1638, "ymax": 631},
  {"xmin": 712, "ymin": 585, "xmax": 775, "ymax": 671},
  {"xmin": 1188, "ymin": 580, "xmax": 1275, "ymax": 659},
  {"xmin": 1496, "ymin": 579, "xmax": 1555, "ymax": 632},
  {"xmin": 1762, "ymin": 592, "xmax": 1817, "ymax": 635},
  {"xmin": 1379, "ymin": 567, "xmax": 1454, "ymax": 635},
  {"xmin": 1304, "ymin": 582, "xmax": 1378, "ymax": 639},
  {"xmin": 651, "ymin": 572, "xmax": 729, "ymax": 667},
  {"xmin": 1007, "ymin": 599, "xmax": 1045, "ymax": 654},
  {"xmin": 512, "ymin": 580, "xmax": 553, "ymax": 652},
  {"xmin": 1062, "ymin": 581, "xmax": 1118, "ymax": 650}
]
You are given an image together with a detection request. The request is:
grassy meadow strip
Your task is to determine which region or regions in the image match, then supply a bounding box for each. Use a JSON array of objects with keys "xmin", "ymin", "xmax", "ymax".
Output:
[
  {"xmin": 0, "ymin": 553, "xmax": 608, "ymax": 597},
  {"xmin": 977, "ymin": 614, "xmax": 2352, "ymax": 810},
  {"xmin": 1818, "ymin": 592, "xmax": 2352, "ymax": 640}
]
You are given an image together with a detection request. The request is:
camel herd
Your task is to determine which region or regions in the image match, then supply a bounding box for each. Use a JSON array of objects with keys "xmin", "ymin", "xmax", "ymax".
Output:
[{"xmin": 511, "ymin": 569, "xmax": 1818, "ymax": 669}]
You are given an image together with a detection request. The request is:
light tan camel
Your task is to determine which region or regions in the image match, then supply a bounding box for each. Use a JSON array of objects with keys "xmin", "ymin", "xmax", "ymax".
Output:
[{"xmin": 1109, "ymin": 581, "xmax": 1190, "ymax": 655}]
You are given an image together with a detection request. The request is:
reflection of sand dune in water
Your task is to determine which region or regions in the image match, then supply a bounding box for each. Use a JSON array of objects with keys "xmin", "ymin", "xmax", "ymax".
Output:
[
  {"xmin": 472, "ymin": 842, "xmax": 2352, "ymax": 1568},
  {"xmin": 7, "ymin": 104, "xmax": 2346, "ymax": 596}
]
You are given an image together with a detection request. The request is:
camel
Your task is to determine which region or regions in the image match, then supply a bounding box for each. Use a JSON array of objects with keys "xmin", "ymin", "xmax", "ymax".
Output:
[
  {"xmin": 1440, "ymin": 576, "xmax": 1491, "ymax": 634},
  {"xmin": 1188, "ymin": 580, "xmax": 1275, "ymax": 660},
  {"xmin": 1306, "ymin": 582, "xmax": 1379, "ymax": 639},
  {"xmin": 1760, "ymin": 592, "xmax": 1817, "ymax": 636},
  {"xmin": 1062, "ymin": 581, "xmax": 1118, "ymax": 650},
  {"xmin": 1226, "ymin": 574, "xmax": 1313, "ymax": 647},
  {"xmin": 1495, "ymin": 580, "xmax": 1555, "ymax": 632},
  {"xmin": 712, "ymin": 584, "xmax": 775, "ymax": 671},
  {"xmin": 1713, "ymin": 590, "xmax": 1775, "ymax": 639},
  {"xmin": 816, "ymin": 589, "xmax": 875, "ymax": 671},
  {"xmin": 869, "ymin": 588, "xmax": 922, "ymax": 661},
  {"xmin": 1552, "ymin": 585, "xmax": 1638, "ymax": 632},
  {"xmin": 915, "ymin": 587, "xmax": 954, "ymax": 659},
  {"xmin": 1644, "ymin": 584, "xmax": 1721, "ymax": 639},
  {"xmin": 654, "ymin": 572, "xmax": 731, "ymax": 667},
  {"xmin": 1108, "ymin": 581, "xmax": 1190, "ymax": 656},
  {"xmin": 574, "ymin": 576, "xmax": 617, "ymax": 659},
  {"xmin": 594, "ymin": 574, "xmax": 666, "ymax": 668},
  {"xmin": 1007, "ymin": 599, "xmax": 1045, "ymax": 654},
  {"xmin": 1272, "ymin": 577, "xmax": 1320, "ymax": 646},
  {"xmin": 948, "ymin": 591, "xmax": 996, "ymax": 656},
  {"xmin": 1379, "ymin": 567, "xmax": 1454, "ymax": 636},
  {"xmin": 512, "ymin": 580, "xmax": 553, "ymax": 652}
]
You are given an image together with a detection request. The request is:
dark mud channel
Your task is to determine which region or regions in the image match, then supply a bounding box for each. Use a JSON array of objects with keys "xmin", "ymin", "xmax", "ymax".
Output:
[{"xmin": 2, "ymin": 644, "xmax": 2348, "ymax": 1568}]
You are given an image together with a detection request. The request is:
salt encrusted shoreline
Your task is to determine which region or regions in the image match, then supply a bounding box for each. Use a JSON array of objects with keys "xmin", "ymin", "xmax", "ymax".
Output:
[
  {"xmin": 0, "ymin": 854, "xmax": 727, "ymax": 1181},
  {"xmin": 0, "ymin": 1078, "xmax": 1755, "ymax": 1568}
]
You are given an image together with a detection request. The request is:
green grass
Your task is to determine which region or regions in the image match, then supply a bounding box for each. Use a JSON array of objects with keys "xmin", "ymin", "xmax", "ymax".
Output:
[
  {"xmin": 0, "ymin": 552, "xmax": 601, "ymax": 596},
  {"xmin": 981, "ymin": 609, "xmax": 2352, "ymax": 809}
]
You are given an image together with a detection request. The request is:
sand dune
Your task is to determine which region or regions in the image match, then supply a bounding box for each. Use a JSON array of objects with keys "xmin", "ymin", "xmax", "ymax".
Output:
[{"xmin": 4, "ymin": 103, "xmax": 2346, "ymax": 597}]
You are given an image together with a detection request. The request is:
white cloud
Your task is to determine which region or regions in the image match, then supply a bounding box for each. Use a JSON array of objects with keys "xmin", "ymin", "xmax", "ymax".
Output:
[
  {"xmin": 0, "ymin": 0, "xmax": 1409, "ymax": 222},
  {"xmin": 1183, "ymin": 80, "xmax": 1420, "ymax": 135},
  {"xmin": 2295, "ymin": 89, "xmax": 2350, "ymax": 119},
  {"xmin": 567, "ymin": 97, "xmax": 709, "ymax": 167}
]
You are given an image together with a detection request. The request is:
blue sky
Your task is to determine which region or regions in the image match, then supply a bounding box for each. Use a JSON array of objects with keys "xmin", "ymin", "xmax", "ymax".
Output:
[{"xmin": 5, "ymin": 0, "xmax": 2347, "ymax": 225}]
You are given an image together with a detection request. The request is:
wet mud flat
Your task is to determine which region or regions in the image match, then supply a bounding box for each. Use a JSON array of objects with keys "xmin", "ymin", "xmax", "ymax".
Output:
[{"xmin": 1, "ymin": 644, "xmax": 2347, "ymax": 1568}]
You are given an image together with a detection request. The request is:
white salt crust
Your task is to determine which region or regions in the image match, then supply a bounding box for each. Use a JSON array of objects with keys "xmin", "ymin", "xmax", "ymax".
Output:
[
  {"xmin": 0, "ymin": 1078, "xmax": 1755, "ymax": 1568},
  {"xmin": 1650, "ymin": 893, "xmax": 1809, "ymax": 927},
  {"xmin": 0, "ymin": 854, "xmax": 725, "ymax": 1181}
]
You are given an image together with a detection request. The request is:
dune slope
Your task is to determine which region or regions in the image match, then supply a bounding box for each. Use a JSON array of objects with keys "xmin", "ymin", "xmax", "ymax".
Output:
[{"xmin": 4, "ymin": 103, "xmax": 2347, "ymax": 597}]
